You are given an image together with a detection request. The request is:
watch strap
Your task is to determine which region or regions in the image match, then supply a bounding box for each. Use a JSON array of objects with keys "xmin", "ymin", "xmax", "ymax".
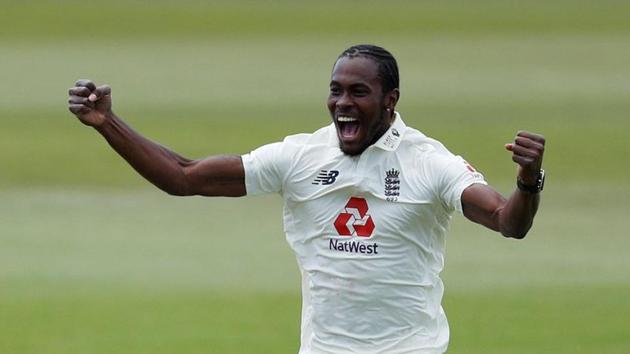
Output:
[{"xmin": 517, "ymin": 169, "xmax": 545, "ymax": 194}]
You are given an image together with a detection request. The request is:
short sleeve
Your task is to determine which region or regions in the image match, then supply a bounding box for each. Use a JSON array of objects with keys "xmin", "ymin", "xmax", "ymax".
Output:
[
  {"xmin": 437, "ymin": 155, "xmax": 487, "ymax": 213},
  {"xmin": 241, "ymin": 142, "xmax": 289, "ymax": 196}
]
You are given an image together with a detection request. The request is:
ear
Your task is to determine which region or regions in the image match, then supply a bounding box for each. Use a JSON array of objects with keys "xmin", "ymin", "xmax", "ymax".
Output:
[{"xmin": 384, "ymin": 88, "xmax": 400, "ymax": 111}]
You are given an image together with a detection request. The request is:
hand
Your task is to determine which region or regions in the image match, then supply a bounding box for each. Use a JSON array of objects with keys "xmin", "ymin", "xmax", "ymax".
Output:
[
  {"xmin": 68, "ymin": 79, "xmax": 112, "ymax": 127},
  {"xmin": 505, "ymin": 131, "xmax": 545, "ymax": 185}
]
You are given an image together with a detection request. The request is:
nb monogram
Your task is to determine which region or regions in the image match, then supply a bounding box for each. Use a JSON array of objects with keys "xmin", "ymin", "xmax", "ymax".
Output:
[{"xmin": 312, "ymin": 170, "xmax": 340, "ymax": 185}]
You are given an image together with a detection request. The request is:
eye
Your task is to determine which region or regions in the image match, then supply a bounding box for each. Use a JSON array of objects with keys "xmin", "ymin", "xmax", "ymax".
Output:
[
  {"xmin": 353, "ymin": 89, "xmax": 369, "ymax": 97},
  {"xmin": 329, "ymin": 87, "xmax": 341, "ymax": 96}
]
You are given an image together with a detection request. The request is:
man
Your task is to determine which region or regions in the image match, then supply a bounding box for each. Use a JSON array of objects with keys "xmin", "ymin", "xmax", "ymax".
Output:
[{"xmin": 68, "ymin": 44, "xmax": 545, "ymax": 353}]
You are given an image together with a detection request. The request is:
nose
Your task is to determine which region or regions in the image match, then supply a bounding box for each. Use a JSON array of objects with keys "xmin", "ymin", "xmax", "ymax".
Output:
[{"xmin": 336, "ymin": 91, "xmax": 353, "ymax": 111}]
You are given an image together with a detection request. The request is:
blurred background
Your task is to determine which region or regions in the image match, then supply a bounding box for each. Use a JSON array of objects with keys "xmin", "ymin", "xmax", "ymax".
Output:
[{"xmin": 1, "ymin": 1, "xmax": 629, "ymax": 353}]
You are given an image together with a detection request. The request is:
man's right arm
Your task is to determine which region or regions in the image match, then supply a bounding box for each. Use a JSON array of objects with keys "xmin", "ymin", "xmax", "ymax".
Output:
[{"xmin": 68, "ymin": 79, "xmax": 246, "ymax": 197}]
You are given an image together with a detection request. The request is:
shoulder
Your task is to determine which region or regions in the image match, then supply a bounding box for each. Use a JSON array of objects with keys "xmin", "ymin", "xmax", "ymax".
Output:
[
  {"xmin": 282, "ymin": 124, "xmax": 333, "ymax": 147},
  {"xmin": 398, "ymin": 126, "xmax": 481, "ymax": 188},
  {"xmin": 246, "ymin": 124, "xmax": 335, "ymax": 168},
  {"xmin": 400, "ymin": 126, "xmax": 456, "ymax": 162},
  {"xmin": 274, "ymin": 124, "xmax": 336, "ymax": 159}
]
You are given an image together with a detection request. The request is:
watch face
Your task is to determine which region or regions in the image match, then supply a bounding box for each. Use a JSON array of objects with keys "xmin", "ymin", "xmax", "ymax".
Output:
[{"xmin": 537, "ymin": 169, "xmax": 545, "ymax": 191}]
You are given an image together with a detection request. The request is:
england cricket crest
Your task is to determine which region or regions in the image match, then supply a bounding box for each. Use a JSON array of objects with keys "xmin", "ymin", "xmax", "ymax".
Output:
[{"xmin": 384, "ymin": 168, "xmax": 400, "ymax": 202}]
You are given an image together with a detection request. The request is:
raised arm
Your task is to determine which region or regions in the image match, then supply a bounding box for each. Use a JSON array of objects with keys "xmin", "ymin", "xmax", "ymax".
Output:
[
  {"xmin": 68, "ymin": 79, "xmax": 246, "ymax": 197},
  {"xmin": 461, "ymin": 131, "xmax": 545, "ymax": 239}
]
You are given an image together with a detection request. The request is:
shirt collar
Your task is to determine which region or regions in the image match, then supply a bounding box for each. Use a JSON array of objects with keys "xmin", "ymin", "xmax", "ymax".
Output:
[
  {"xmin": 327, "ymin": 111, "xmax": 406, "ymax": 151},
  {"xmin": 372, "ymin": 112, "xmax": 405, "ymax": 151}
]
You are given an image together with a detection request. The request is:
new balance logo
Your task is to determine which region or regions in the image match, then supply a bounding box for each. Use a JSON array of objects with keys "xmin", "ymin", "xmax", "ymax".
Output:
[{"xmin": 312, "ymin": 170, "xmax": 339, "ymax": 185}]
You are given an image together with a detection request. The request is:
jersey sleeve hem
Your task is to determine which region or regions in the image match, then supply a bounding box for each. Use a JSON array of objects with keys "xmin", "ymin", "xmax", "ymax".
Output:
[
  {"xmin": 241, "ymin": 152, "xmax": 261, "ymax": 196},
  {"xmin": 454, "ymin": 180, "xmax": 488, "ymax": 213}
]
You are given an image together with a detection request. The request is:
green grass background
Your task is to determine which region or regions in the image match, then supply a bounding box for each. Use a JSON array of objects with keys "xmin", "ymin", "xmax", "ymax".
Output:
[{"xmin": 1, "ymin": 1, "xmax": 629, "ymax": 353}]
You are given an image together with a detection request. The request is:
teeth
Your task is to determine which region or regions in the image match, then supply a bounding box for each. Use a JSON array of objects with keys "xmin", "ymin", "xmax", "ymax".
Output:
[{"xmin": 337, "ymin": 116, "xmax": 358, "ymax": 122}]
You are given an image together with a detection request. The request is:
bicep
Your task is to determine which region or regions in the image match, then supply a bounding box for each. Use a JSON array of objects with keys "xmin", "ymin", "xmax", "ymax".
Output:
[
  {"xmin": 461, "ymin": 183, "xmax": 506, "ymax": 232},
  {"xmin": 184, "ymin": 155, "xmax": 246, "ymax": 197}
]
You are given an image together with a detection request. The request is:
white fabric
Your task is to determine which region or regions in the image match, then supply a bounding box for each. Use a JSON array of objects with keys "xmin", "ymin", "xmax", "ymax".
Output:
[{"xmin": 242, "ymin": 113, "xmax": 486, "ymax": 354}]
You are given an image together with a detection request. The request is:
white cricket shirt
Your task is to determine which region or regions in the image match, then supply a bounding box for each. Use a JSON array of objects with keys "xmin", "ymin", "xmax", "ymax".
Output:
[{"xmin": 242, "ymin": 113, "xmax": 486, "ymax": 354}]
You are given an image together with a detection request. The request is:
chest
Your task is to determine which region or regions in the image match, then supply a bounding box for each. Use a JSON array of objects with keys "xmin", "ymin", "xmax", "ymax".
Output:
[
  {"xmin": 281, "ymin": 148, "xmax": 447, "ymax": 243},
  {"xmin": 284, "ymin": 147, "xmax": 434, "ymax": 205}
]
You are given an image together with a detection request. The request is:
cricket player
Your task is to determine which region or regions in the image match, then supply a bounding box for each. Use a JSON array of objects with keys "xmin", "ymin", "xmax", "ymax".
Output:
[{"xmin": 68, "ymin": 44, "xmax": 545, "ymax": 353}]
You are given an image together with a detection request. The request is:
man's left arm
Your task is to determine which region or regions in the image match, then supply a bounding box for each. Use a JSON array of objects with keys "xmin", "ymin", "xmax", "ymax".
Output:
[{"xmin": 461, "ymin": 131, "xmax": 545, "ymax": 239}]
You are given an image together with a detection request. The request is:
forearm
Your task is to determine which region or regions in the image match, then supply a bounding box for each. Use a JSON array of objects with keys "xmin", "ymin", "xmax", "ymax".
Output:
[
  {"xmin": 462, "ymin": 131, "xmax": 545, "ymax": 239},
  {"xmin": 497, "ymin": 189, "xmax": 540, "ymax": 239},
  {"xmin": 68, "ymin": 80, "xmax": 246, "ymax": 197},
  {"xmin": 462, "ymin": 183, "xmax": 541, "ymax": 239},
  {"xmin": 95, "ymin": 112, "xmax": 193, "ymax": 195}
]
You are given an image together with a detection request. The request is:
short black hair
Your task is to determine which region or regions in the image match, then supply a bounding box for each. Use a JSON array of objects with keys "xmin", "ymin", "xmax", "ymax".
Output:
[{"xmin": 337, "ymin": 44, "xmax": 399, "ymax": 94}]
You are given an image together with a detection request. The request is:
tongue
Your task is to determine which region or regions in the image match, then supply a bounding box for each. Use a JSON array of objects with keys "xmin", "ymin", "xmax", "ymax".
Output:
[{"xmin": 341, "ymin": 122, "xmax": 360, "ymax": 139}]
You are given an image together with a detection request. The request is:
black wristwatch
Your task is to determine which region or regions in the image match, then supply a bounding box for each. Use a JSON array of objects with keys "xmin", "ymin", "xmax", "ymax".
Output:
[{"xmin": 517, "ymin": 169, "xmax": 545, "ymax": 194}]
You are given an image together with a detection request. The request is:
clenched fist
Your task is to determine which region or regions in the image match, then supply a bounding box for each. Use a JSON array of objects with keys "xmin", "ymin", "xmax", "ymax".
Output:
[
  {"xmin": 68, "ymin": 79, "xmax": 112, "ymax": 127},
  {"xmin": 505, "ymin": 131, "xmax": 545, "ymax": 185}
]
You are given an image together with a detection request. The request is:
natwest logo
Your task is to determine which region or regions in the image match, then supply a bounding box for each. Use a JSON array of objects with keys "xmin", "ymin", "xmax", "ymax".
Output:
[{"xmin": 333, "ymin": 197, "xmax": 375, "ymax": 237}]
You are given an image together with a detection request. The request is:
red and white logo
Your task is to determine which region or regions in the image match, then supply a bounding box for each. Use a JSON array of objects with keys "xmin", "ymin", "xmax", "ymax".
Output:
[
  {"xmin": 333, "ymin": 197, "xmax": 375, "ymax": 237},
  {"xmin": 464, "ymin": 160, "xmax": 476, "ymax": 173}
]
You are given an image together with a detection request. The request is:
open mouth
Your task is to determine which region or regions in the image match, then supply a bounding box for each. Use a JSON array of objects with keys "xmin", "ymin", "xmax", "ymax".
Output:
[{"xmin": 337, "ymin": 116, "xmax": 361, "ymax": 140}]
